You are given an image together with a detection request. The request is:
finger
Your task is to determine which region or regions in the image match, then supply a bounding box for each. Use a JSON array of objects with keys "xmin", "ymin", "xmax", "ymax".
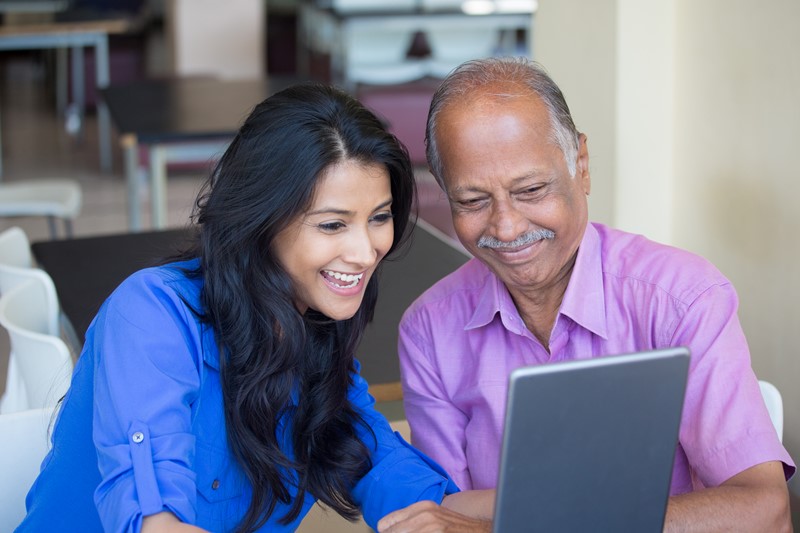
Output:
[{"xmin": 378, "ymin": 500, "xmax": 438, "ymax": 531}]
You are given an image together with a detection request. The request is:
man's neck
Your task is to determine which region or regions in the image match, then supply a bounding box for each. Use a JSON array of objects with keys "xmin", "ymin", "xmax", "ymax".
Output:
[{"xmin": 507, "ymin": 251, "xmax": 577, "ymax": 353}]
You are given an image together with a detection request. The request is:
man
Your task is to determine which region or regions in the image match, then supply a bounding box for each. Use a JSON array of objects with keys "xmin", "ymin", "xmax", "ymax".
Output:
[{"xmin": 397, "ymin": 57, "xmax": 795, "ymax": 531}]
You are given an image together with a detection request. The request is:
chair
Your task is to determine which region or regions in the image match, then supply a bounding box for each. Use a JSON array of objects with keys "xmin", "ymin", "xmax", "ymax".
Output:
[
  {"xmin": 0, "ymin": 179, "xmax": 82, "ymax": 238},
  {"xmin": 0, "ymin": 406, "xmax": 52, "ymax": 531},
  {"xmin": 0, "ymin": 225, "xmax": 33, "ymax": 269},
  {"xmin": 758, "ymin": 380, "xmax": 783, "ymax": 442},
  {"xmin": 0, "ymin": 227, "xmax": 69, "ymax": 413},
  {"xmin": 343, "ymin": 26, "xmax": 424, "ymax": 86},
  {"xmin": 0, "ymin": 228, "xmax": 60, "ymax": 336},
  {"xmin": 0, "ymin": 279, "xmax": 73, "ymax": 410},
  {"xmin": 424, "ymin": 24, "xmax": 500, "ymax": 79}
]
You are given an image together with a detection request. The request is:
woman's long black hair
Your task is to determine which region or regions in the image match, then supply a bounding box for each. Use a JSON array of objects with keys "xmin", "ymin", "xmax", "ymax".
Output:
[{"xmin": 181, "ymin": 83, "xmax": 416, "ymax": 532}]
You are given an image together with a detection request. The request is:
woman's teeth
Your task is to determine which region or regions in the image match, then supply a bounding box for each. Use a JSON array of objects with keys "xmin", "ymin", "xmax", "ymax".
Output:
[{"xmin": 324, "ymin": 270, "xmax": 364, "ymax": 288}]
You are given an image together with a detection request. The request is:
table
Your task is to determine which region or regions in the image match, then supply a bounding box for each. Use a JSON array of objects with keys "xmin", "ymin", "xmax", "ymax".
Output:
[
  {"xmin": 0, "ymin": 11, "xmax": 139, "ymax": 176},
  {"xmin": 100, "ymin": 76, "xmax": 303, "ymax": 231},
  {"xmin": 31, "ymin": 219, "xmax": 470, "ymax": 400}
]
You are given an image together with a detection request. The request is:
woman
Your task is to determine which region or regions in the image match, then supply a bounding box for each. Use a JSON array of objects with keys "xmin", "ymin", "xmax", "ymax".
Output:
[{"xmin": 17, "ymin": 84, "xmax": 481, "ymax": 532}]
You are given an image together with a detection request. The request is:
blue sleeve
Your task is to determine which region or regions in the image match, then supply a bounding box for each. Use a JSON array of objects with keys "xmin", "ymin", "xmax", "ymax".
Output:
[
  {"xmin": 90, "ymin": 269, "xmax": 203, "ymax": 532},
  {"xmin": 349, "ymin": 361, "xmax": 460, "ymax": 529}
]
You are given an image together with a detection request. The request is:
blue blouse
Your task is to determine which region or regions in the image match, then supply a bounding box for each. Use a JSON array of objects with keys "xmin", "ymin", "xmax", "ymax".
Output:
[{"xmin": 17, "ymin": 260, "xmax": 458, "ymax": 532}]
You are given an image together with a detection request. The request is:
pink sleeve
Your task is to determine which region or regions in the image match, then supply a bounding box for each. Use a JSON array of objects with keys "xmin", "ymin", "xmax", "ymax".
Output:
[
  {"xmin": 671, "ymin": 283, "xmax": 794, "ymax": 488},
  {"xmin": 398, "ymin": 312, "xmax": 473, "ymax": 490}
]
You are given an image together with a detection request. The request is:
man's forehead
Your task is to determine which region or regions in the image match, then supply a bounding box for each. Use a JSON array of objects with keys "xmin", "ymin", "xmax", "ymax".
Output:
[{"xmin": 447, "ymin": 82, "xmax": 540, "ymax": 108}]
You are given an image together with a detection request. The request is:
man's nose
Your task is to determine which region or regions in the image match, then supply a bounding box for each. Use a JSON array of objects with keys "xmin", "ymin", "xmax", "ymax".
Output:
[{"xmin": 489, "ymin": 200, "xmax": 527, "ymax": 243}]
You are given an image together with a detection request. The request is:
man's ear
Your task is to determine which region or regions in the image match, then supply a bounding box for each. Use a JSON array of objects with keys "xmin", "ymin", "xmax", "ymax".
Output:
[{"xmin": 576, "ymin": 133, "xmax": 591, "ymax": 195}]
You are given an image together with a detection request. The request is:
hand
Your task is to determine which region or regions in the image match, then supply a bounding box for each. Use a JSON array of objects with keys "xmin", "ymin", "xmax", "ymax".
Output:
[{"xmin": 377, "ymin": 500, "xmax": 492, "ymax": 533}]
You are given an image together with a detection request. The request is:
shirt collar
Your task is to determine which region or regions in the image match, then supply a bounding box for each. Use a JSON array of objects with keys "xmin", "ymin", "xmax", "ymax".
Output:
[
  {"xmin": 463, "ymin": 223, "xmax": 608, "ymax": 339},
  {"xmin": 463, "ymin": 261, "xmax": 502, "ymax": 330}
]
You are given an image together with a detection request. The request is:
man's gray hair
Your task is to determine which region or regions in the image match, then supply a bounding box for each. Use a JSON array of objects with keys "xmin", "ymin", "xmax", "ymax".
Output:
[{"xmin": 425, "ymin": 57, "xmax": 580, "ymax": 188}]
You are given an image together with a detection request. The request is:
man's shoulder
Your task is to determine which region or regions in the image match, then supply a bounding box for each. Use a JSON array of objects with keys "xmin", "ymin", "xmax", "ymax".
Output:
[
  {"xmin": 402, "ymin": 257, "xmax": 491, "ymax": 320},
  {"xmin": 594, "ymin": 223, "xmax": 731, "ymax": 302}
]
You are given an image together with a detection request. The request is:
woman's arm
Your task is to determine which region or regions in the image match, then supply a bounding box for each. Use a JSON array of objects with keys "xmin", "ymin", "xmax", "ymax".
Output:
[
  {"xmin": 92, "ymin": 270, "xmax": 204, "ymax": 529},
  {"xmin": 142, "ymin": 512, "xmax": 208, "ymax": 533}
]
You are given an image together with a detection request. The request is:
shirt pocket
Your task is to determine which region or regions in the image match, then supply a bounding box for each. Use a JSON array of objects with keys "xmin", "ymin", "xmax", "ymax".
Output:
[{"xmin": 194, "ymin": 439, "xmax": 247, "ymax": 527}]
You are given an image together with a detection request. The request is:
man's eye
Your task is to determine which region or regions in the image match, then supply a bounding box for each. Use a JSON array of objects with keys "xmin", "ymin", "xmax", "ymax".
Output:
[
  {"xmin": 517, "ymin": 186, "xmax": 544, "ymax": 199},
  {"xmin": 458, "ymin": 198, "xmax": 485, "ymax": 209}
]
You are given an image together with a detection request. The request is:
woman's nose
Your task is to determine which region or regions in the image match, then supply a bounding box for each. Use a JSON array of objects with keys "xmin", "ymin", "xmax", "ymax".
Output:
[{"xmin": 342, "ymin": 227, "xmax": 378, "ymax": 268}]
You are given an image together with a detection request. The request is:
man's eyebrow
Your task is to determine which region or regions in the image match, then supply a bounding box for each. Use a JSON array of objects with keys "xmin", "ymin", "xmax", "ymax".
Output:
[
  {"xmin": 306, "ymin": 198, "xmax": 392, "ymax": 216},
  {"xmin": 451, "ymin": 171, "xmax": 548, "ymax": 194}
]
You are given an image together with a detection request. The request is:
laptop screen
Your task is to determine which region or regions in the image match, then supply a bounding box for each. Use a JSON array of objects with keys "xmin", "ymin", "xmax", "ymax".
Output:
[{"xmin": 493, "ymin": 347, "xmax": 690, "ymax": 532}]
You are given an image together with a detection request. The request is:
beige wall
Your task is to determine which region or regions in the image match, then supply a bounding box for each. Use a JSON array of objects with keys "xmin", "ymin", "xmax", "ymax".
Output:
[
  {"xmin": 166, "ymin": 0, "xmax": 266, "ymax": 79},
  {"xmin": 536, "ymin": 0, "xmax": 800, "ymax": 491},
  {"xmin": 534, "ymin": 0, "xmax": 617, "ymax": 227}
]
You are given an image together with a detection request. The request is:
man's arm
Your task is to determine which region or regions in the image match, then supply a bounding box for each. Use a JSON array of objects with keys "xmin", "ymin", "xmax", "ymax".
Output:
[
  {"xmin": 664, "ymin": 461, "xmax": 791, "ymax": 532},
  {"xmin": 377, "ymin": 495, "xmax": 495, "ymax": 533},
  {"xmin": 398, "ymin": 316, "xmax": 473, "ymax": 489}
]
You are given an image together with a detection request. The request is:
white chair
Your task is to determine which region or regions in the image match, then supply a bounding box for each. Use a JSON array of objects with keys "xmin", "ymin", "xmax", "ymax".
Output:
[
  {"xmin": 758, "ymin": 380, "xmax": 783, "ymax": 442},
  {"xmin": 0, "ymin": 406, "xmax": 53, "ymax": 531},
  {"xmin": 0, "ymin": 227, "xmax": 69, "ymax": 413},
  {"xmin": 0, "ymin": 279, "xmax": 73, "ymax": 410},
  {"xmin": 0, "ymin": 179, "xmax": 82, "ymax": 238},
  {"xmin": 0, "ymin": 226, "xmax": 33, "ymax": 269},
  {"xmin": 343, "ymin": 26, "xmax": 423, "ymax": 86}
]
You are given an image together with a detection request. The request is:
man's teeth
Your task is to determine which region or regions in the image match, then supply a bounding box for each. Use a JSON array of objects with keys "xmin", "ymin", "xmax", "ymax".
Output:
[{"xmin": 324, "ymin": 271, "xmax": 364, "ymax": 288}]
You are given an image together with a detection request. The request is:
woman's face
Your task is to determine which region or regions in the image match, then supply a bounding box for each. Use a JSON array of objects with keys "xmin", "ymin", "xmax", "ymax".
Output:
[{"xmin": 273, "ymin": 159, "xmax": 394, "ymax": 320}]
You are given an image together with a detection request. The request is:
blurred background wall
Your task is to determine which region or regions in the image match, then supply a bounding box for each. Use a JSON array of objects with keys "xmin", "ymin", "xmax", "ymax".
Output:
[{"xmin": 535, "ymin": 0, "xmax": 800, "ymax": 494}]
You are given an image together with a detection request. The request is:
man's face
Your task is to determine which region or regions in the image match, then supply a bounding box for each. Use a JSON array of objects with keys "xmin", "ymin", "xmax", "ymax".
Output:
[{"xmin": 436, "ymin": 88, "xmax": 591, "ymax": 297}]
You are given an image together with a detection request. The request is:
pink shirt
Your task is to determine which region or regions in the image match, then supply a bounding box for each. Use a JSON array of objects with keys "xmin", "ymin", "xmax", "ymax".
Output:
[{"xmin": 399, "ymin": 222, "xmax": 794, "ymax": 493}]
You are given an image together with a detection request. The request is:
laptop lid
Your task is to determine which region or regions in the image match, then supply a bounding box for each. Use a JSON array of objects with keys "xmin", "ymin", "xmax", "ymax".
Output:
[{"xmin": 493, "ymin": 347, "xmax": 690, "ymax": 533}]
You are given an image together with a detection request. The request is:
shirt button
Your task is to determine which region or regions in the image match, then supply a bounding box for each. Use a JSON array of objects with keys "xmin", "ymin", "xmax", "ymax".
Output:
[
  {"xmin": 132, "ymin": 432, "xmax": 144, "ymax": 444},
  {"xmin": 211, "ymin": 479, "xmax": 220, "ymax": 490}
]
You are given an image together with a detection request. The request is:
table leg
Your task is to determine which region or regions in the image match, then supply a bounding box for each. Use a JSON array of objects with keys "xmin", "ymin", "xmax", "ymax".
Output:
[
  {"xmin": 149, "ymin": 145, "xmax": 167, "ymax": 229},
  {"xmin": 122, "ymin": 134, "xmax": 141, "ymax": 231},
  {"xmin": 94, "ymin": 33, "xmax": 112, "ymax": 172},
  {"xmin": 0, "ymin": 104, "xmax": 3, "ymax": 180},
  {"xmin": 69, "ymin": 45, "xmax": 85, "ymax": 140},
  {"xmin": 56, "ymin": 47, "xmax": 68, "ymax": 115}
]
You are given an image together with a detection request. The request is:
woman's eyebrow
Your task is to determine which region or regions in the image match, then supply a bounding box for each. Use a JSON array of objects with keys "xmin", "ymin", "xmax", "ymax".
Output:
[{"xmin": 307, "ymin": 197, "xmax": 392, "ymax": 216}]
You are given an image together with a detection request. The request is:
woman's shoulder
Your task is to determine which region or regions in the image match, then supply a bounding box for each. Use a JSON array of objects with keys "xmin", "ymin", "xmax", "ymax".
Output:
[{"xmin": 102, "ymin": 258, "xmax": 204, "ymax": 323}]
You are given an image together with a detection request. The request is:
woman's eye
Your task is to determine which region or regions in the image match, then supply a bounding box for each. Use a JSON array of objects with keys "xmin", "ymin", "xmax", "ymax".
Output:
[
  {"xmin": 318, "ymin": 221, "xmax": 345, "ymax": 232},
  {"xmin": 371, "ymin": 212, "xmax": 394, "ymax": 224}
]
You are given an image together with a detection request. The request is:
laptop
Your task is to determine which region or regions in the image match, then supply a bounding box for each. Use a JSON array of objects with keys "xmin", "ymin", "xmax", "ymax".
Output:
[{"xmin": 493, "ymin": 347, "xmax": 690, "ymax": 533}]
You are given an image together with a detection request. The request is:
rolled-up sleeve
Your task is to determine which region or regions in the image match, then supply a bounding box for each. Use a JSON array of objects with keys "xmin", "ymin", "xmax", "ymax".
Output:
[
  {"xmin": 348, "ymin": 361, "xmax": 459, "ymax": 529},
  {"xmin": 90, "ymin": 271, "xmax": 203, "ymax": 532}
]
